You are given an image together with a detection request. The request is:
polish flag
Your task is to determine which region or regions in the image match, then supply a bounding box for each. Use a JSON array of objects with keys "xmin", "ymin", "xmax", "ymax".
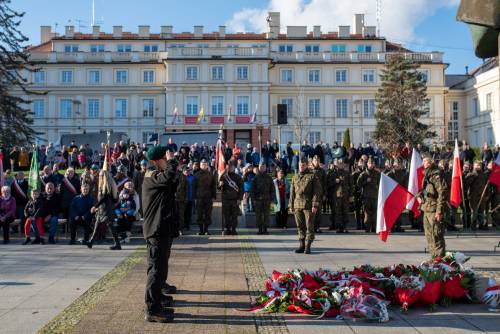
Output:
[
  {"xmin": 377, "ymin": 173, "xmax": 414, "ymax": 242},
  {"xmin": 450, "ymin": 139, "xmax": 462, "ymax": 208},
  {"xmin": 215, "ymin": 138, "xmax": 226, "ymax": 180},
  {"xmin": 489, "ymin": 153, "xmax": 500, "ymax": 192},
  {"xmin": 406, "ymin": 148, "xmax": 424, "ymax": 218}
]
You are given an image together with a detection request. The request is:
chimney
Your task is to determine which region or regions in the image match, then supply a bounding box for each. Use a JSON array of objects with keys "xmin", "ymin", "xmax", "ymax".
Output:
[
  {"xmin": 40, "ymin": 25, "xmax": 52, "ymax": 43},
  {"xmin": 313, "ymin": 25, "xmax": 321, "ymax": 38},
  {"xmin": 465, "ymin": 66, "xmax": 469, "ymax": 75},
  {"xmin": 113, "ymin": 26, "xmax": 123, "ymax": 38},
  {"xmin": 194, "ymin": 25, "xmax": 203, "ymax": 38},
  {"xmin": 353, "ymin": 14, "xmax": 365, "ymax": 35},
  {"xmin": 218, "ymin": 26, "xmax": 226, "ymax": 38},
  {"xmin": 338, "ymin": 25, "xmax": 350, "ymax": 38},
  {"xmin": 92, "ymin": 25, "xmax": 100, "ymax": 37},
  {"xmin": 267, "ymin": 12, "xmax": 280, "ymax": 39},
  {"xmin": 161, "ymin": 25, "xmax": 173, "ymax": 38},
  {"xmin": 65, "ymin": 25, "xmax": 75, "ymax": 38},
  {"xmin": 139, "ymin": 25, "xmax": 150, "ymax": 38},
  {"xmin": 362, "ymin": 26, "xmax": 376, "ymax": 37},
  {"xmin": 287, "ymin": 26, "xmax": 307, "ymax": 38}
]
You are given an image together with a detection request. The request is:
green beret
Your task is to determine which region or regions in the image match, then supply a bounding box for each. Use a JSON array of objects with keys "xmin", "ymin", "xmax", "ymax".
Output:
[{"xmin": 146, "ymin": 146, "xmax": 167, "ymax": 161}]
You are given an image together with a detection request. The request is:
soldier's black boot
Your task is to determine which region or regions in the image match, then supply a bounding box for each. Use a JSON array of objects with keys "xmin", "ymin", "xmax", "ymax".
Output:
[
  {"xmin": 294, "ymin": 239, "xmax": 305, "ymax": 253},
  {"xmin": 198, "ymin": 225, "xmax": 204, "ymax": 235},
  {"xmin": 257, "ymin": 226, "xmax": 263, "ymax": 235},
  {"xmin": 231, "ymin": 226, "xmax": 238, "ymax": 235},
  {"xmin": 204, "ymin": 225, "xmax": 211, "ymax": 235},
  {"xmin": 263, "ymin": 226, "xmax": 269, "ymax": 235},
  {"xmin": 304, "ymin": 240, "xmax": 312, "ymax": 254}
]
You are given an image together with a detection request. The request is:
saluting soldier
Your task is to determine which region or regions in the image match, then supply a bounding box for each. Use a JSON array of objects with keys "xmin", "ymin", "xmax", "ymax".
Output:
[
  {"xmin": 352, "ymin": 160, "xmax": 365, "ymax": 230},
  {"xmin": 325, "ymin": 161, "xmax": 338, "ymax": 230},
  {"xmin": 417, "ymin": 153, "xmax": 448, "ymax": 258},
  {"xmin": 219, "ymin": 161, "xmax": 244, "ymax": 235},
  {"xmin": 465, "ymin": 160, "xmax": 490, "ymax": 230},
  {"xmin": 193, "ymin": 158, "xmax": 216, "ymax": 235},
  {"xmin": 311, "ymin": 155, "xmax": 326, "ymax": 233},
  {"xmin": 387, "ymin": 159, "xmax": 408, "ymax": 232},
  {"xmin": 290, "ymin": 157, "xmax": 321, "ymax": 254},
  {"xmin": 357, "ymin": 158, "xmax": 380, "ymax": 233},
  {"xmin": 251, "ymin": 163, "xmax": 274, "ymax": 235},
  {"xmin": 333, "ymin": 158, "xmax": 352, "ymax": 233}
]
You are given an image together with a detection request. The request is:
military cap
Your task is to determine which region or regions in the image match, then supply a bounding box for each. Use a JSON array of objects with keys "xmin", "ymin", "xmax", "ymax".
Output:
[{"xmin": 146, "ymin": 145, "xmax": 167, "ymax": 161}]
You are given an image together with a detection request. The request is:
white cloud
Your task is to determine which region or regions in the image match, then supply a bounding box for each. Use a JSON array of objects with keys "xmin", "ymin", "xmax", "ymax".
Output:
[{"xmin": 226, "ymin": 0, "xmax": 459, "ymax": 43}]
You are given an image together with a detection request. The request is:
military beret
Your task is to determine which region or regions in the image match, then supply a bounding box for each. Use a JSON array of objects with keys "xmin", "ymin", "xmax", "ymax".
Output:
[{"xmin": 146, "ymin": 145, "xmax": 167, "ymax": 161}]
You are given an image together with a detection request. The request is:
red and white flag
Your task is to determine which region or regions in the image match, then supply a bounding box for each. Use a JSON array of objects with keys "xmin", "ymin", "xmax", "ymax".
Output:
[
  {"xmin": 450, "ymin": 139, "xmax": 462, "ymax": 208},
  {"xmin": 489, "ymin": 153, "xmax": 500, "ymax": 192},
  {"xmin": 250, "ymin": 104, "xmax": 258, "ymax": 123},
  {"xmin": 377, "ymin": 173, "xmax": 414, "ymax": 242},
  {"xmin": 406, "ymin": 148, "xmax": 424, "ymax": 218},
  {"xmin": 215, "ymin": 138, "xmax": 226, "ymax": 180}
]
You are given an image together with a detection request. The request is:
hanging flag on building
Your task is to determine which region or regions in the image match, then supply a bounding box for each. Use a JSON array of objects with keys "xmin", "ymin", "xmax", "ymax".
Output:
[
  {"xmin": 227, "ymin": 104, "xmax": 232, "ymax": 122},
  {"xmin": 250, "ymin": 103, "xmax": 258, "ymax": 123},
  {"xmin": 489, "ymin": 153, "xmax": 500, "ymax": 192},
  {"xmin": 450, "ymin": 139, "xmax": 462, "ymax": 208},
  {"xmin": 28, "ymin": 148, "xmax": 40, "ymax": 194},
  {"xmin": 376, "ymin": 173, "xmax": 414, "ymax": 242},
  {"xmin": 0, "ymin": 151, "xmax": 4, "ymax": 187},
  {"xmin": 215, "ymin": 137, "xmax": 226, "ymax": 180},
  {"xmin": 406, "ymin": 148, "xmax": 424, "ymax": 218},
  {"xmin": 171, "ymin": 105, "xmax": 178, "ymax": 125},
  {"xmin": 196, "ymin": 105, "xmax": 205, "ymax": 124}
]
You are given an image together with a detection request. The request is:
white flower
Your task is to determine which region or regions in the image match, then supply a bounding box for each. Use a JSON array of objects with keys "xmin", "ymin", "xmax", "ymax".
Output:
[{"xmin": 453, "ymin": 252, "xmax": 468, "ymax": 265}]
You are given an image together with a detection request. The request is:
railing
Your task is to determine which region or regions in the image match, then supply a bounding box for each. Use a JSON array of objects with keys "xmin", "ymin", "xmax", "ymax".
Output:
[
  {"xmin": 28, "ymin": 51, "xmax": 168, "ymax": 63},
  {"xmin": 271, "ymin": 51, "xmax": 443, "ymax": 63},
  {"xmin": 166, "ymin": 47, "xmax": 267, "ymax": 58}
]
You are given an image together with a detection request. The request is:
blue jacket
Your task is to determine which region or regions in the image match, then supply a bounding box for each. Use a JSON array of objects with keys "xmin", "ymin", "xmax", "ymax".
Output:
[{"xmin": 69, "ymin": 194, "xmax": 95, "ymax": 222}]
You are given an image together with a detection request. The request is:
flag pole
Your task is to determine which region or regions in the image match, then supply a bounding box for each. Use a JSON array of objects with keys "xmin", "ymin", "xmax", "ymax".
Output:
[{"xmin": 459, "ymin": 172, "xmax": 467, "ymax": 232}]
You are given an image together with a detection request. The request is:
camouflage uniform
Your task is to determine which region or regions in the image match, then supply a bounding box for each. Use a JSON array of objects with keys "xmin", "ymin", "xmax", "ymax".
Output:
[
  {"xmin": 193, "ymin": 169, "xmax": 216, "ymax": 233},
  {"xmin": 219, "ymin": 171, "xmax": 244, "ymax": 234},
  {"xmin": 175, "ymin": 172, "xmax": 188, "ymax": 230},
  {"xmin": 325, "ymin": 168, "xmax": 338, "ymax": 230},
  {"xmin": 387, "ymin": 168, "xmax": 408, "ymax": 231},
  {"xmin": 465, "ymin": 169, "xmax": 490, "ymax": 229},
  {"xmin": 461, "ymin": 169, "xmax": 472, "ymax": 228},
  {"xmin": 357, "ymin": 168, "xmax": 381, "ymax": 232},
  {"xmin": 419, "ymin": 164, "xmax": 448, "ymax": 258},
  {"xmin": 352, "ymin": 167, "xmax": 365, "ymax": 229},
  {"xmin": 311, "ymin": 166, "xmax": 326, "ymax": 232},
  {"xmin": 489, "ymin": 183, "xmax": 500, "ymax": 229},
  {"xmin": 250, "ymin": 172, "xmax": 274, "ymax": 233},
  {"xmin": 290, "ymin": 169, "xmax": 321, "ymax": 242},
  {"xmin": 333, "ymin": 168, "xmax": 352, "ymax": 232}
]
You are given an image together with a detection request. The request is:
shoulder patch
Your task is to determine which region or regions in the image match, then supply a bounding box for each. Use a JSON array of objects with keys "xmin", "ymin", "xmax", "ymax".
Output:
[{"xmin": 145, "ymin": 170, "xmax": 156, "ymax": 178}]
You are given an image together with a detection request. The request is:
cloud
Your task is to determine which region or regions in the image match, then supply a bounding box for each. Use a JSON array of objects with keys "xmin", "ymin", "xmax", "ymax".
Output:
[{"xmin": 226, "ymin": 0, "xmax": 459, "ymax": 43}]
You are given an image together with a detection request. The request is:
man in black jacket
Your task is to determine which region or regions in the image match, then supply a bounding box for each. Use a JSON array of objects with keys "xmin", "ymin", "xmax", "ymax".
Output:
[{"xmin": 142, "ymin": 146, "xmax": 178, "ymax": 323}]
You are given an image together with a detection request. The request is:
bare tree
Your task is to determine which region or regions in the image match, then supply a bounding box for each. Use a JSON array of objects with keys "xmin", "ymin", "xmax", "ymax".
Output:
[{"xmin": 292, "ymin": 86, "xmax": 310, "ymax": 145}]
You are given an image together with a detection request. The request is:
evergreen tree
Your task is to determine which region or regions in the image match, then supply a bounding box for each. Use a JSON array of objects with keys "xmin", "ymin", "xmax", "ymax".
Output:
[
  {"xmin": 343, "ymin": 128, "xmax": 350, "ymax": 149},
  {"xmin": 0, "ymin": 0, "xmax": 40, "ymax": 147},
  {"xmin": 374, "ymin": 54, "xmax": 435, "ymax": 152}
]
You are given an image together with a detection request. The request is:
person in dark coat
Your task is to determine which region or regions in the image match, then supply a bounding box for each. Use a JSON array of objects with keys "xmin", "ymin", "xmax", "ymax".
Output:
[
  {"xmin": 69, "ymin": 184, "xmax": 94, "ymax": 245},
  {"xmin": 42, "ymin": 182, "xmax": 60, "ymax": 244},
  {"xmin": 59, "ymin": 168, "xmax": 81, "ymax": 219},
  {"xmin": 142, "ymin": 146, "xmax": 178, "ymax": 323}
]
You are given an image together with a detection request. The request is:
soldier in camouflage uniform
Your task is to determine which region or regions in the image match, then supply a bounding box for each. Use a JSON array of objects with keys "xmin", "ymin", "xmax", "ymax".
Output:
[
  {"xmin": 326, "ymin": 161, "xmax": 338, "ymax": 230},
  {"xmin": 193, "ymin": 159, "xmax": 216, "ymax": 235},
  {"xmin": 352, "ymin": 160, "xmax": 365, "ymax": 230},
  {"xmin": 251, "ymin": 163, "xmax": 274, "ymax": 235},
  {"xmin": 290, "ymin": 157, "xmax": 321, "ymax": 254},
  {"xmin": 357, "ymin": 158, "xmax": 380, "ymax": 233},
  {"xmin": 417, "ymin": 153, "xmax": 448, "ymax": 258},
  {"xmin": 311, "ymin": 155, "xmax": 326, "ymax": 233},
  {"xmin": 219, "ymin": 162, "xmax": 244, "ymax": 235},
  {"xmin": 461, "ymin": 162, "xmax": 472, "ymax": 228},
  {"xmin": 387, "ymin": 159, "xmax": 408, "ymax": 232},
  {"xmin": 175, "ymin": 166, "xmax": 189, "ymax": 235},
  {"xmin": 465, "ymin": 161, "xmax": 490, "ymax": 230},
  {"xmin": 333, "ymin": 158, "xmax": 352, "ymax": 233}
]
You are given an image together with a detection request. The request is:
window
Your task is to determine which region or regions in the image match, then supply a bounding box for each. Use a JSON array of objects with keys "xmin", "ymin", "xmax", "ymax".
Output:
[
  {"xmin": 308, "ymin": 69, "xmax": 320, "ymax": 83},
  {"xmin": 281, "ymin": 131, "xmax": 294, "ymax": 145},
  {"xmin": 305, "ymin": 45, "xmax": 320, "ymax": 53},
  {"xmin": 336, "ymin": 99, "xmax": 348, "ymax": 118},
  {"xmin": 90, "ymin": 44, "xmax": 105, "ymax": 52},
  {"xmin": 362, "ymin": 69, "xmax": 376, "ymax": 83},
  {"xmin": 309, "ymin": 131, "xmax": 321, "ymax": 144},
  {"xmin": 211, "ymin": 96, "xmax": 224, "ymax": 115},
  {"xmin": 87, "ymin": 99, "xmax": 100, "ymax": 118},
  {"xmin": 308, "ymin": 98, "xmax": 320, "ymax": 118},
  {"xmin": 364, "ymin": 131, "xmax": 374, "ymax": 143},
  {"xmin": 419, "ymin": 69, "xmax": 429, "ymax": 83},
  {"xmin": 186, "ymin": 66, "xmax": 198, "ymax": 80},
  {"xmin": 115, "ymin": 70, "xmax": 128, "ymax": 84},
  {"xmin": 32, "ymin": 100, "xmax": 45, "ymax": 118},
  {"xmin": 115, "ymin": 99, "xmax": 128, "ymax": 118},
  {"xmin": 236, "ymin": 96, "xmax": 249, "ymax": 115},
  {"xmin": 357, "ymin": 45, "xmax": 372, "ymax": 52},
  {"xmin": 142, "ymin": 131, "xmax": 154, "ymax": 144},
  {"xmin": 278, "ymin": 45, "xmax": 293, "ymax": 53},
  {"xmin": 363, "ymin": 99, "xmax": 375, "ymax": 118},
  {"xmin": 280, "ymin": 69, "xmax": 293, "ymax": 83},
  {"xmin": 486, "ymin": 92, "xmax": 492, "ymax": 111},
  {"xmin": 472, "ymin": 97, "xmax": 478, "ymax": 117},
  {"xmin": 332, "ymin": 44, "xmax": 346, "ymax": 53},
  {"xmin": 88, "ymin": 70, "xmax": 100, "ymax": 84},
  {"xmin": 60, "ymin": 99, "xmax": 72, "ymax": 118},
  {"xmin": 117, "ymin": 44, "xmax": 132, "ymax": 52},
  {"xmin": 335, "ymin": 69, "xmax": 347, "ymax": 83},
  {"xmin": 336, "ymin": 131, "xmax": 344, "ymax": 143},
  {"xmin": 487, "ymin": 127, "xmax": 494, "ymax": 146},
  {"xmin": 211, "ymin": 66, "xmax": 224, "ymax": 80},
  {"xmin": 281, "ymin": 98, "xmax": 293, "ymax": 118},
  {"xmin": 61, "ymin": 70, "xmax": 73, "ymax": 84},
  {"xmin": 448, "ymin": 102, "xmax": 459, "ymax": 141},
  {"xmin": 142, "ymin": 99, "xmax": 154, "ymax": 118},
  {"xmin": 64, "ymin": 44, "xmax": 79, "ymax": 52},
  {"xmin": 144, "ymin": 45, "xmax": 159, "ymax": 52},
  {"xmin": 33, "ymin": 71, "xmax": 45, "ymax": 84},
  {"xmin": 473, "ymin": 130, "xmax": 479, "ymax": 147},
  {"xmin": 186, "ymin": 96, "xmax": 199, "ymax": 115},
  {"xmin": 236, "ymin": 66, "xmax": 248, "ymax": 80},
  {"xmin": 143, "ymin": 70, "xmax": 154, "ymax": 83}
]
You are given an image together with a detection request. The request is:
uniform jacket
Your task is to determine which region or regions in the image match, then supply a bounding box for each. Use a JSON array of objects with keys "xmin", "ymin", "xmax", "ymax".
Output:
[
  {"xmin": 251, "ymin": 173, "xmax": 274, "ymax": 202},
  {"xmin": 289, "ymin": 170, "xmax": 321, "ymax": 210},
  {"xmin": 418, "ymin": 165, "xmax": 448, "ymax": 215},
  {"xmin": 219, "ymin": 171, "xmax": 244, "ymax": 201},
  {"xmin": 193, "ymin": 169, "xmax": 216, "ymax": 200},
  {"xmin": 465, "ymin": 170, "xmax": 490, "ymax": 208},
  {"xmin": 357, "ymin": 168, "xmax": 381, "ymax": 200},
  {"xmin": 332, "ymin": 168, "xmax": 352, "ymax": 200},
  {"xmin": 175, "ymin": 172, "xmax": 188, "ymax": 202},
  {"xmin": 312, "ymin": 166, "xmax": 327, "ymax": 198}
]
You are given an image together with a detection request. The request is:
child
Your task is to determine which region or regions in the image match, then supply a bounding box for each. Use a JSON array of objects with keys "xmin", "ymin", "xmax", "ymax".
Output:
[
  {"xmin": 23, "ymin": 189, "xmax": 45, "ymax": 245},
  {"xmin": 114, "ymin": 189, "xmax": 136, "ymax": 243}
]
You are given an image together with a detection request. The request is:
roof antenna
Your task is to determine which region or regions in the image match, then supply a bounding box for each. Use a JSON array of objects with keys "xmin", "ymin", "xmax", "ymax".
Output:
[
  {"xmin": 376, "ymin": 0, "xmax": 382, "ymax": 37},
  {"xmin": 92, "ymin": 0, "xmax": 95, "ymax": 26}
]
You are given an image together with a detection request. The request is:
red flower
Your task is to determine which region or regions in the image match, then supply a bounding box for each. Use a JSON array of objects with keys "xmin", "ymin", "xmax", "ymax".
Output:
[
  {"xmin": 303, "ymin": 274, "xmax": 321, "ymax": 290},
  {"xmin": 324, "ymin": 307, "xmax": 340, "ymax": 317},
  {"xmin": 271, "ymin": 270, "xmax": 282, "ymax": 281},
  {"xmin": 394, "ymin": 287, "xmax": 421, "ymax": 311},
  {"xmin": 443, "ymin": 276, "xmax": 467, "ymax": 299},
  {"xmin": 421, "ymin": 281, "xmax": 442, "ymax": 305}
]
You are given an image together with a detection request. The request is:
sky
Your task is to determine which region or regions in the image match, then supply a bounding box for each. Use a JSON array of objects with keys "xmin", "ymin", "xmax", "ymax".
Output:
[{"xmin": 13, "ymin": 0, "xmax": 484, "ymax": 74}]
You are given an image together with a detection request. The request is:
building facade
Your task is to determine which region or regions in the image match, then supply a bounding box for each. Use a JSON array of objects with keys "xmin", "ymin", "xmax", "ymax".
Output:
[{"xmin": 21, "ymin": 12, "xmax": 448, "ymax": 148}]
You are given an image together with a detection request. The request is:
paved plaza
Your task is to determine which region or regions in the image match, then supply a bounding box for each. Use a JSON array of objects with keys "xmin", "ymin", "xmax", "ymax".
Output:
[{"xmin": 1, "ymin": 218, "xmax": 499, "ymax": 334}]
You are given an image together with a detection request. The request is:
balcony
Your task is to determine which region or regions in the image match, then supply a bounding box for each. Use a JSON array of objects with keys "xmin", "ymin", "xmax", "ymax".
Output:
[
  {"xmin": 271, "ymin": 51, "xmax": 443, "ymax": 63},
  {"xmin": 165, "ymin": 47, "xmax": 267, "ymax": 59},
  {"xmin": 28, "ymin": 51, "xmax": 168, "ymax": 63}
]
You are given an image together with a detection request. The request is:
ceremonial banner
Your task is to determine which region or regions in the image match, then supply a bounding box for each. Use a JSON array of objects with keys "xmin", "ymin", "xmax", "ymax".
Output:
[
  {"xmin": 28, "ymin": 149, "xmax": 40, "ymax": 194},
  {"xmin": 196, "ymin": 106, "xmax": 205, "ymax": 124},
  {"xmin": 450, "ymin": 139, "xmax": 462, "ymax": 208},
  {"xmin": 489, "ymin": 153, "xmax": 500, "ymax": 192},
  {"xmin": 215, "ymin": 138, "xmax": 225, "ymax": 180}
]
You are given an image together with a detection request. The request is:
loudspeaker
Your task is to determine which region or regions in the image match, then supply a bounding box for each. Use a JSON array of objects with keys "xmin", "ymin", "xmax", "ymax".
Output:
[{"xmin": 277, "ymin": 104, "xmax": 288, "ymax": 124}]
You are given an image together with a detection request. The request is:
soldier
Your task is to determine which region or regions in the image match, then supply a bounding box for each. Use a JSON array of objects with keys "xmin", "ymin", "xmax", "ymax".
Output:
[
  {"xmin": 387, "ymin": 159, "xmax": 408, "ymax": 232},
  {"xmin": 417, "ymin": 153, "xmax": 448, "ymax": 258},
  {"xmin": 333, "ymin": 158, "xmax": 352, "ymax": 233},
  {"xmin": 325, "ymin": 161, "xmax": 337, "ymax": 230},
  {"xmin": 465, "ymin": 160, "xmax": 490, "ymax": 230},
  {"xmin": 219, "ymin": 162, "xmax": 244, "ymax": 235},
  {"xmin": 311, "ymin": 155, "xmax": 326, "ymax": 233},
  {"xmin": 352, "ymin": 160, "xmax": 365, "ymax": 230},
  {"xmin": 114, "ymin": 165, "xmax": 130, "ymax": 192},
  {"xmin": 461, "ymin": 161, "xmax": 472, "ymax": 229},
  {"xmin": 193, "ymin": 159, "xmax": 216, "ymax": 235},
  {"xmin": 251, "ymin": 163, "xmax": 274, "ymax": 235},
  {"xmin": 290, "ymin": 157, "xmax": 321, "ymax": 254},
  {"xmin": 175, "ymin": 165, "xmax": 188, "ymax": 235},
  {"xmin": 357, "ymin": 158, "xmax": 380, "ymax": 233}
]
